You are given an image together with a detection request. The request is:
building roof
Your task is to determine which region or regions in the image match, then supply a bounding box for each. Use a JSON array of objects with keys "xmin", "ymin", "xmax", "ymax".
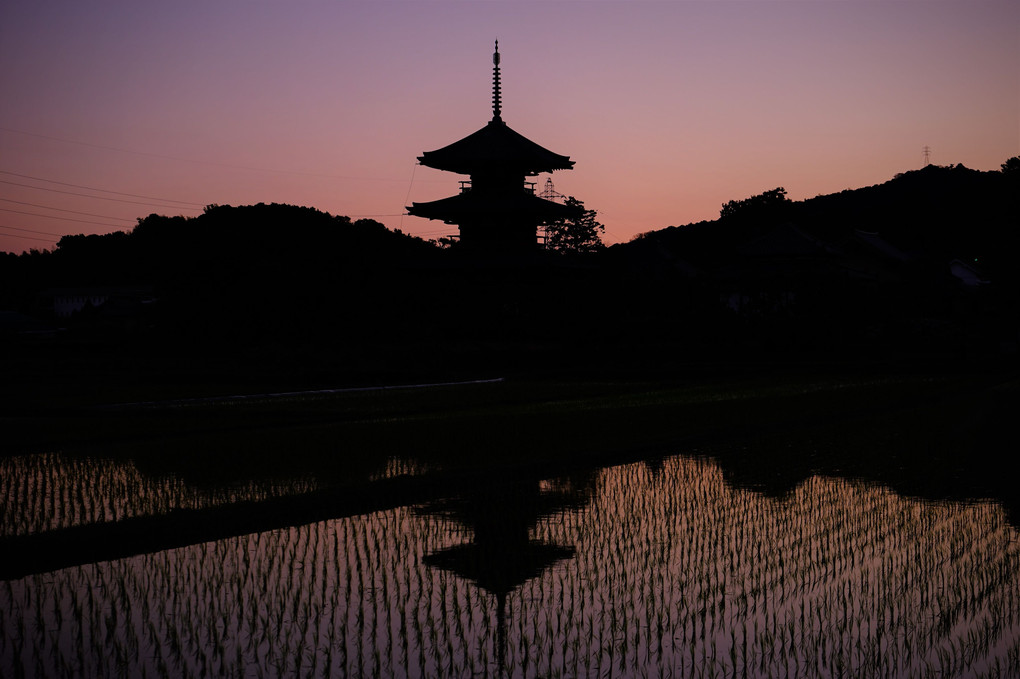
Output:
[
  {"xmin": 417, "ymin": 119, "xmax": 574, "ymax": 176},
  {"xmin": 408, "ymin": 189, "xmax": 577, "ymax": 224}
]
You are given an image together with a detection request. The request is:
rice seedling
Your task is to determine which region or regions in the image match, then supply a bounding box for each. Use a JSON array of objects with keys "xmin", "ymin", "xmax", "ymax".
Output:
[
  {"xmin": 0, "ymin": 452, "xmax": 319, "ymax": 541},
  {"xmin": 2, "ymin": 450, "xmax": 1019, "ymax": 677}
]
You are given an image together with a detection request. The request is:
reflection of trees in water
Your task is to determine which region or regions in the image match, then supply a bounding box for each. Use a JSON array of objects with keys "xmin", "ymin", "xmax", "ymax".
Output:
[{"xmin": 3, "ymin": 457, "xmax": 1020, "ymax": 678}]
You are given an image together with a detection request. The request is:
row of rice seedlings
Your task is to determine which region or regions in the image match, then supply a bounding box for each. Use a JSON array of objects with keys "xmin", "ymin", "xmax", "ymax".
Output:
[
  {"xmin": 514, "ymin": 456, "xmax": 1020, "ymax": 678},
  {"xmin": 368, "ymin": 456, "xmax": 436, "ymax": 482},
  {"xmin": 0, "ymin": 452, "xmax": 318, "ymax": 537},
  {"xmin": 2, "ymin": 453, "xmax": 1018, "ymax": 677}
]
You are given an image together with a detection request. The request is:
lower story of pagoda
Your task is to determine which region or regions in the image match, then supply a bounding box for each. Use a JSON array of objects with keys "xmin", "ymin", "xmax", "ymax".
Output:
[{"xmin": 408, "ymin": 189, "xmax": 577, "ymax": 252}]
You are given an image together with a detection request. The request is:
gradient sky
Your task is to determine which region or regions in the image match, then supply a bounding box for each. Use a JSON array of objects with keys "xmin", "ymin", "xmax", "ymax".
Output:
[{"xmin": 1, "ymin": 1, "xmax": 1017, "ymax": 254}]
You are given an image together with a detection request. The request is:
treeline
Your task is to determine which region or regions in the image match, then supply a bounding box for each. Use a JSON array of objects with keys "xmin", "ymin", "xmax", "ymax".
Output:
[
  {"xmin": 1, "ymin": 205, "xmax": 444, "ymax": 341},
  {"xmin": 640, "ymin": 162, "xmax": 1018, "ymax": 282},
  {"xmin": 2, "ymin": 161, "xmax": 1019, "ymax": 372},
  {"xmin": 616, "ymin": 161, "xmax": 1020, "ymax": 359},
  {"xmin": 9, "ymin": 203, "xmax": 436, "ymax": 287}
]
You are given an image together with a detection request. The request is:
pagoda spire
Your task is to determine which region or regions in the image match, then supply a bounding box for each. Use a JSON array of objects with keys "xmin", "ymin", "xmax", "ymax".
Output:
[{"xmin": 492, "ymin": 40, "xmax": 502, "ymax": 122}]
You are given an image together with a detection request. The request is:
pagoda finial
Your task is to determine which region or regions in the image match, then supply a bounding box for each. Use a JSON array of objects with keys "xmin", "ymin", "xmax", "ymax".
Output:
[{"xmin": 492, "ymin": 40, "xmax": 502, "ymax": 122}]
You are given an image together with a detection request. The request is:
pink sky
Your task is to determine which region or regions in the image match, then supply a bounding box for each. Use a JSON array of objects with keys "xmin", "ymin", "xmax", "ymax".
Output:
[{"xmin": 1, "ymin": 1, "xmax": 1017, "ymax": 254}]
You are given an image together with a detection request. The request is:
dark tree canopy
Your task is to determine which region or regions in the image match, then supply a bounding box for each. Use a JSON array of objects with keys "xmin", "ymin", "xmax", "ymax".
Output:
[
  {"xmin": 3, "ymin": 162, "xmax": 1018, "ymax": 365},
  {"xmin": 543, "ymin": 197, "xmax": 605, "ymax": 254},
  {"xmin": 720, "ymin": 187, "xmax": 789, "ymax": 220}
]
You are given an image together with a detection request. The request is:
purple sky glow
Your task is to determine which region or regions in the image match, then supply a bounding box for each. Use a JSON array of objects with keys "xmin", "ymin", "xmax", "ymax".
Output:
[{"xmin": 1, "ymin": 1, "xmax": 1017, "ymax": 253}]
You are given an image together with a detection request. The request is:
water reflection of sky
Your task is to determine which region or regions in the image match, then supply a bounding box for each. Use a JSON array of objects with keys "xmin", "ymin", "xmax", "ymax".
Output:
[{"xmin": 2, "ymin": 455, "xmax": 1018, "ymax": 678}]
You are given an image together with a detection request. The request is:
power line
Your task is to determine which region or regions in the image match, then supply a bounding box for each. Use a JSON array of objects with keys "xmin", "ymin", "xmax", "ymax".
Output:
[
  {"xmin": 0, "ymin": 234, "xmax": 56, "ymax": 244},
  {"xmin": 0, "ymin": 170, "xmax": 204, "ymax": 206},
  {"xmin": 0, "ymin": 179, "xmax": 202, "ymax": 211},
  {"xmin": 0, "ymin": 224, "xmax": 64, "ymax": 237},
  {"xmin": 0, "ymin": 208, "xmax": 127, "ymax": 229},
  {"xmin": 0, "ymin": 198, "xmax": 135, "ymax": 222},
  {"xmin": 0, "ymin": 225, "xmax": 60, "ymax": 243}
]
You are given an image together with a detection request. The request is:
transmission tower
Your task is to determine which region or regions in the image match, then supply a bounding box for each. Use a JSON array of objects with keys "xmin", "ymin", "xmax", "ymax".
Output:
[
  {"xmin": 538, "ymin": 177, "xmax": 565, "ymax": 202},
  {"xmin": 922, "ymin": 145, "xmax": 932, "ymax": 167},
  {"xmin": 537, "ymin": 178, "xmax": 567, "ymax": 248}
]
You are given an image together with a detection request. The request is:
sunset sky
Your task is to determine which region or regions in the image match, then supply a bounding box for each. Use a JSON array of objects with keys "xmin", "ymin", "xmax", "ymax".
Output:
[{"xmin": 1, "ymin": 1, "xmax": 1017, "ymax": 254}]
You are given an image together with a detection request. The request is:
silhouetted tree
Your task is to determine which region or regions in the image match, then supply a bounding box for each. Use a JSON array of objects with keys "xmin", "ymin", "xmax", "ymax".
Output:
[
  {"xmin": 720, "ymin": 187, "xmax": 789, "ymax": 220},
  {"xmin": 430, "ymin": 236, "xmax": 458, "ymax": 249},
  {"xmin": 1001, "ymin": 156, "xmax": 1020, "ymax": 174},
  {"xmin": 543, "ymin": 197, "xmax": 605, "ymax": 254}
]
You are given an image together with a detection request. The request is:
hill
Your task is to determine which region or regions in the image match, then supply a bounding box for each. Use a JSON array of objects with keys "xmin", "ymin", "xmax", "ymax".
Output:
[
  {"xmin": 628, "ymin": 163, "xmax": 1017, "ymax": 274},
  {"xmin": 1, "ymin": 162, "xmax": 1018, "ymax": 389},
  {"xmin": 606, "ymin": 162, "xmax": 1019, "ymax": 359}
]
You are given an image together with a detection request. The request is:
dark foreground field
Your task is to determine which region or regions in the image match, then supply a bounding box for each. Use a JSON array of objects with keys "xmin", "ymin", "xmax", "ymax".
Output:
[{"xmin": 3, "ymin": 333, "xmax": 1019, "ymax": 580}]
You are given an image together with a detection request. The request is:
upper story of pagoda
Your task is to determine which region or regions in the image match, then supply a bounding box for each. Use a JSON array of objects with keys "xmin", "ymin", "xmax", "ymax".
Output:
[{"xmin": 414, "ymin": 41, "xmax": 575, "ymax": 180}]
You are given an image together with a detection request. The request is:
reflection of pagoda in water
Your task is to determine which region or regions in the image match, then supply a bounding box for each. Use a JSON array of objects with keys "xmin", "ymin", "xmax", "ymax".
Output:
[
  {"xmin": 407, "ymin": 41, "xmax": 577, "ymax": 252},
  {"xmin": 420, "ymin": 473, "xmax": 591, "ymax": 674}
]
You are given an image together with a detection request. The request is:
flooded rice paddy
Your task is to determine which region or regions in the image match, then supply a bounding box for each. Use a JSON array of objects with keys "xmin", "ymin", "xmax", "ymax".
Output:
[{"xmin": 2, "ymin": 446, "xmax": 1018, "ymax": 678}]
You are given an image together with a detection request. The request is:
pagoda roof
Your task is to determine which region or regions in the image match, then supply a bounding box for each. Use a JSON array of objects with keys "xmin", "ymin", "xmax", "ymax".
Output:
[
  {"xmin": 418, "ymin": 119, "xmax": 574, "ymax": 175},
  {"xmin": 408, "ymin": 190, "xmax": 578, "ymax": 224},
  {"xmin": 424, "ymin": 540, "xmax": 574, "ymax": 598}
]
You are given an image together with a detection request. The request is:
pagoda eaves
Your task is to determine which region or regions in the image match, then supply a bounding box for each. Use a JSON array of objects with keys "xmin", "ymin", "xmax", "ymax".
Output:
[
  {"xmin": 418, "ymin": 119, "xmax": 574, "ymax": 176},
  {"xmin": 408, "ymin": 187, "xmax": 577, "ymax": 224}
]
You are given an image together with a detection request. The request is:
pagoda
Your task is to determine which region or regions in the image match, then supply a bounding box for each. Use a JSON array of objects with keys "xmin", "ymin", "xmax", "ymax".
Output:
[{"xmin": 407, "ymin": 42, "xmax": 577, "ymax": 251}]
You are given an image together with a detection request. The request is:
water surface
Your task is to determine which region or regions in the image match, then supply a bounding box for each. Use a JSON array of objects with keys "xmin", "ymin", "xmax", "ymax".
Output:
[{"xmin": 2, "ymin": 451, "xmax": 1017, "ymax": 678}]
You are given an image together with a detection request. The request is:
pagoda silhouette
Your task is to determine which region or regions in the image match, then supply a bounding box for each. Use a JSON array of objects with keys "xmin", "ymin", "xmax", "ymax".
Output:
[{"xmin": 407, "ymin": 42, "xmax": 578, "ymax": 252}]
